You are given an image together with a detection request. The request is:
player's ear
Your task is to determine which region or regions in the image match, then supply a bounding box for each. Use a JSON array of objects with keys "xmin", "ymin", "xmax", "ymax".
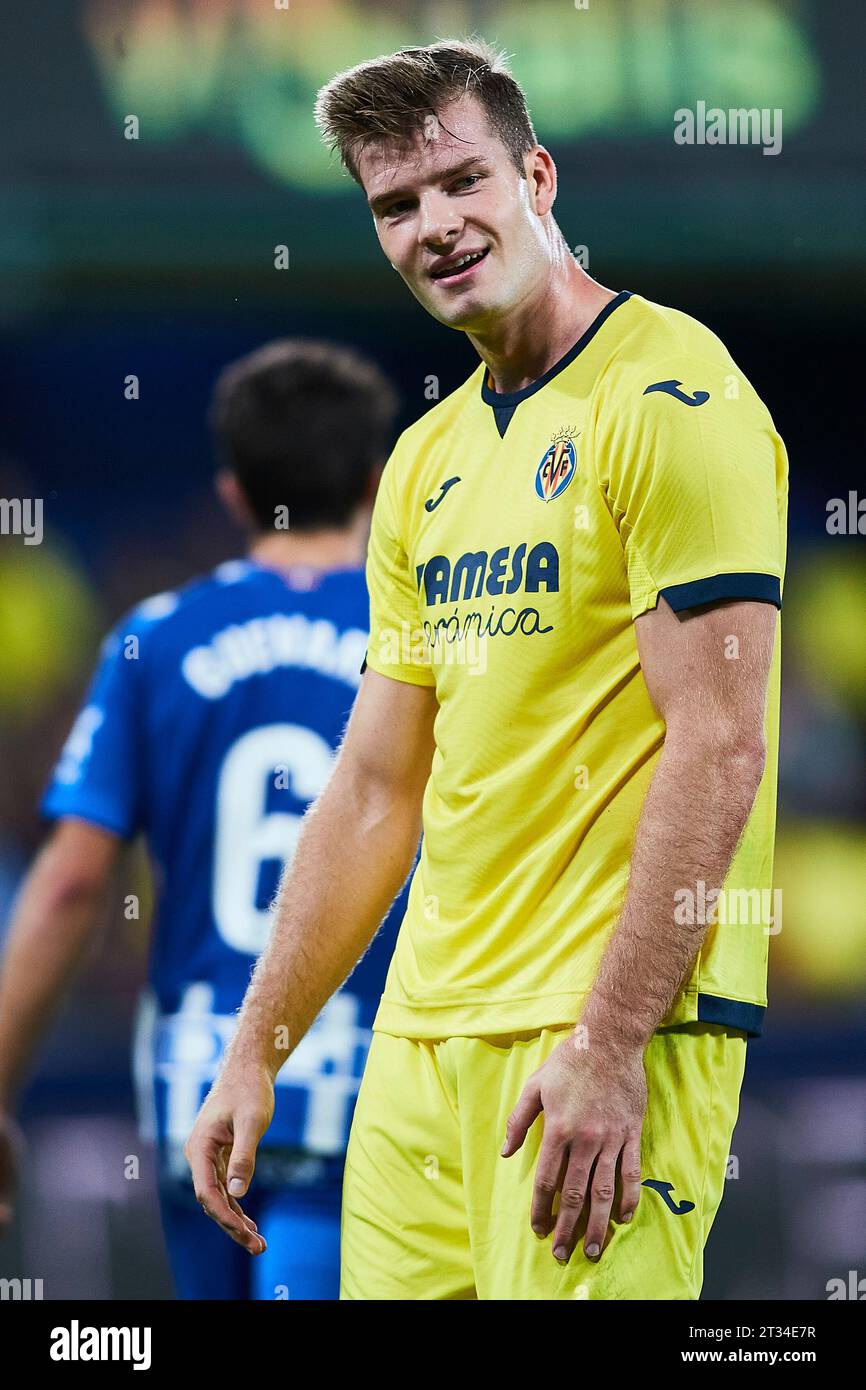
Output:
[
  {"xmin": 526, "ymin": 146, "xmax": 557, "ymax": 218},
  {"xmin": 215, "ymin": 468, "xmax": 255, "ymax": 530}
]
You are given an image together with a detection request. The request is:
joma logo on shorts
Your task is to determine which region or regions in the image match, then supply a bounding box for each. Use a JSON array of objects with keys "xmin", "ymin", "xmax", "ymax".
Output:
[{"xmin": 641, "ymin": 1179, "xmax": 695, "ymax": 1215}]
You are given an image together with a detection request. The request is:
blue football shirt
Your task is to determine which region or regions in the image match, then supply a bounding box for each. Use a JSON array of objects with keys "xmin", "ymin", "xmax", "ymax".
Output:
[{"xmin": 42, "ymin": 559, "xmax": 404, "ymax": 1156}]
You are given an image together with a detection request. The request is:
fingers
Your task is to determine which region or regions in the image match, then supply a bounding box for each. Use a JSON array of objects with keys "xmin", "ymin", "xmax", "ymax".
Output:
[
  {"xmin": 227, "ymin": 1194, "xmax": 266, "ymax": 1248},
  {"xmin": 226, "ymin": 1112, "xmax": 263, "ymax": 1199},
  {"xmin": 580, "ymin": 1151, "xmax": 618, "ymax": 1261},
  {"xmin": 501, "ymin": 1081, "xmax": 543, "ymax": 1158},
  {"xmin": 196, "ymin": 1176, "xmax": 264, "ymax": 1253},
  {"xmin": 530, "ymin": 1132, "xmax": 568, "ymax": 1238},
  {"xmin": 616, "ymin": 1132, "xmax": 642, "ymax": 1225},
  {"xmin": 186, "ymin": 1129, "xmax": 265, "ymax": 1255},
  {"xmin": 227, "ymin": 1193, "xmax": 258, "ymax": 1230},
  {"xmin": 549, "ymin": 1145, "xmax": 592, "ymax": 1260},
  {"xmin": 548, "ymin": 1135, "xmax": 642, "ymax": 1265}
]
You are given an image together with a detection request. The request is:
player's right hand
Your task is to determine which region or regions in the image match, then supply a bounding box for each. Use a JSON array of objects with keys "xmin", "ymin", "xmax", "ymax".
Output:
[{"xmin": 184, "ymin": 1069, "xmax": 275, "ymax": 1254}]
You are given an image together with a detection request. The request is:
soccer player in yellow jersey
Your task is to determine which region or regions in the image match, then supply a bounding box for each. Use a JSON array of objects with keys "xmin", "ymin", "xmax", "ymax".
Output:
[{"xmin": 187, "ymin": 40, "xmax": 788, "ymax": 1300}]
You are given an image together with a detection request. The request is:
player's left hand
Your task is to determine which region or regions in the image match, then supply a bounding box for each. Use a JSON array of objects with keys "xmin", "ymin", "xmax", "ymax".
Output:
[{"xmin": 501, "ymin": 1032, "xmax": 647, "ymax": 1264}]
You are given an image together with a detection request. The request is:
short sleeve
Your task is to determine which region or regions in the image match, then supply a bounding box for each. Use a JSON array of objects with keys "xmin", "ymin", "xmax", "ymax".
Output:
[
  {"xmin": 593, "ymin": 355, "xmax": 787, "ymax": 620},
  {"xmin": 40, "ymin": 625, "xmax": 143, "ymax": 837},
  {"xmin": 364, "ymin": 454, "xmax": 436, "ymax": 687}
]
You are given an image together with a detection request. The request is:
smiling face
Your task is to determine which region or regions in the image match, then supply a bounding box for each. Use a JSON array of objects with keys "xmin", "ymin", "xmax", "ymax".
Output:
[{"xmin": 358, "ymin": 95, "xmax": 556, "ymax": 334}]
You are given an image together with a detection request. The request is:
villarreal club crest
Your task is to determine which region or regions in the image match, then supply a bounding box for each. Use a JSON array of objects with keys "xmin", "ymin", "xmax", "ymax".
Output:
[{"xmin": 535, "ymin": 428, "xmax": 579, "ymax": 502}]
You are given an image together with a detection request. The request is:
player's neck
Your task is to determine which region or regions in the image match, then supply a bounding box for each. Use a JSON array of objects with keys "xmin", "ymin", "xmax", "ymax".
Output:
[
  {"xmin": 247, "ymin": 517, "xmax": 366, "ymax": 575},
  {"xmin": 469, "ymin": 263, "xmax": 618, "ymax": 396}
]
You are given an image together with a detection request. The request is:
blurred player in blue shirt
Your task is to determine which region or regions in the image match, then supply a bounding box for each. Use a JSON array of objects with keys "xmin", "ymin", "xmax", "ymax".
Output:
[{"xmin": 0, "ymin": 339, "xmax": 403, "ymax": 1299}]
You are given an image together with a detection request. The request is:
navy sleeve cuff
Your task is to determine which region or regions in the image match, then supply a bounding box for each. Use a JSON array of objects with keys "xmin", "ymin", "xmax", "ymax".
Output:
[
  {"xmin": 698, "ymin": 992, "xmax": 765, "ymax": 1037},
  {"xmin": 659, "ymin": 572, "xmax": 782, "ymax": 613}
]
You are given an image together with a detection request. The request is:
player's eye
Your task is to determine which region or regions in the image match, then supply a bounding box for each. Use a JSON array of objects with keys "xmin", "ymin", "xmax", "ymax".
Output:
[
  {"xmin": 383, "ymin": 199, "xmax": 414, "ymax": 218},
  {"xmin": 451, "ymin": 174, "xmax": 483, "ymax": 192}
]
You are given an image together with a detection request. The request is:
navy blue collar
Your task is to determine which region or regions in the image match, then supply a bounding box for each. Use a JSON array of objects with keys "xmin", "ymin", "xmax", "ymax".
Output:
[{"xmin": 480, "ymin": 290, "xmax": 632, "ymax": 411}]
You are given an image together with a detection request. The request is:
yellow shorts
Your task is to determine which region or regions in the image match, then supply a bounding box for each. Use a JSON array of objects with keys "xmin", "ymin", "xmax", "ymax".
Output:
[{"xmin": 340, "ymin": 1022, "xmax": 746, "ymax": 1300}]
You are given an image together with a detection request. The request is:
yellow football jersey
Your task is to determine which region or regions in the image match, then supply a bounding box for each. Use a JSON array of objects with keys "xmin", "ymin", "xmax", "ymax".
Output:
[{"xmin": 365, "ymin": 291, "xmax": 788, "ymax": 1039}]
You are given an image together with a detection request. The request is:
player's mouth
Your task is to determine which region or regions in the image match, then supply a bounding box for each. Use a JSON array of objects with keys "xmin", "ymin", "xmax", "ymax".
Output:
[{"xmin": 428, "ymin": 247, "xmax": 490, "ymax": 284}]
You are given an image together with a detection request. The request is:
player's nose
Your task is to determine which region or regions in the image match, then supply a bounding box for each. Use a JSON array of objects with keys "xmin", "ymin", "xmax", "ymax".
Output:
[{"xmin": 416, "ymin": 190, "xmax": 462, "ymax": 249}]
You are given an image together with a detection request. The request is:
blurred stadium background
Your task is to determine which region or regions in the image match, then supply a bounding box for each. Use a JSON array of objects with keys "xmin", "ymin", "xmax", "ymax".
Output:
[{"xmin": 0, "ymin": 0, "xmax": 864, "ymax": 1299}]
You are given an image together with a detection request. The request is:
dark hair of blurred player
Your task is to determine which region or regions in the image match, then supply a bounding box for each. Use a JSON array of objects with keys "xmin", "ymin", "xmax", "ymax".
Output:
[{"xmin": 210, "ymin": 338, "xmax": 397, "ymax": 531}]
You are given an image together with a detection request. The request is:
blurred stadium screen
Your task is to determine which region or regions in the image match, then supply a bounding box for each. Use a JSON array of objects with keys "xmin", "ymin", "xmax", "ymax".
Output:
[{"xmin": 1, "ymin": 0, "xmax": 863, "ymax": 300}]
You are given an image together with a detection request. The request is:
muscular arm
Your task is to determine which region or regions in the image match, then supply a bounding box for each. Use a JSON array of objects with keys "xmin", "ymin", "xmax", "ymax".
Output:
[
  {"xmin": 0, "ymin": 819, "xmax": 119, "ymax": 1224},
  {"xmin": 582, "ymin": 594, "xmax": 775, "ymax": 1049},
  {"xmin": 226, "ymin": 669, "xmax": 436, "ymax": 1077},
  {"xmin": 186, "ymin": 669, "xmax": 437, "ymax": 1250},
  {"xmin": 505, "ymin": 596, "xmax": 777, "ymax": 1263}
]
